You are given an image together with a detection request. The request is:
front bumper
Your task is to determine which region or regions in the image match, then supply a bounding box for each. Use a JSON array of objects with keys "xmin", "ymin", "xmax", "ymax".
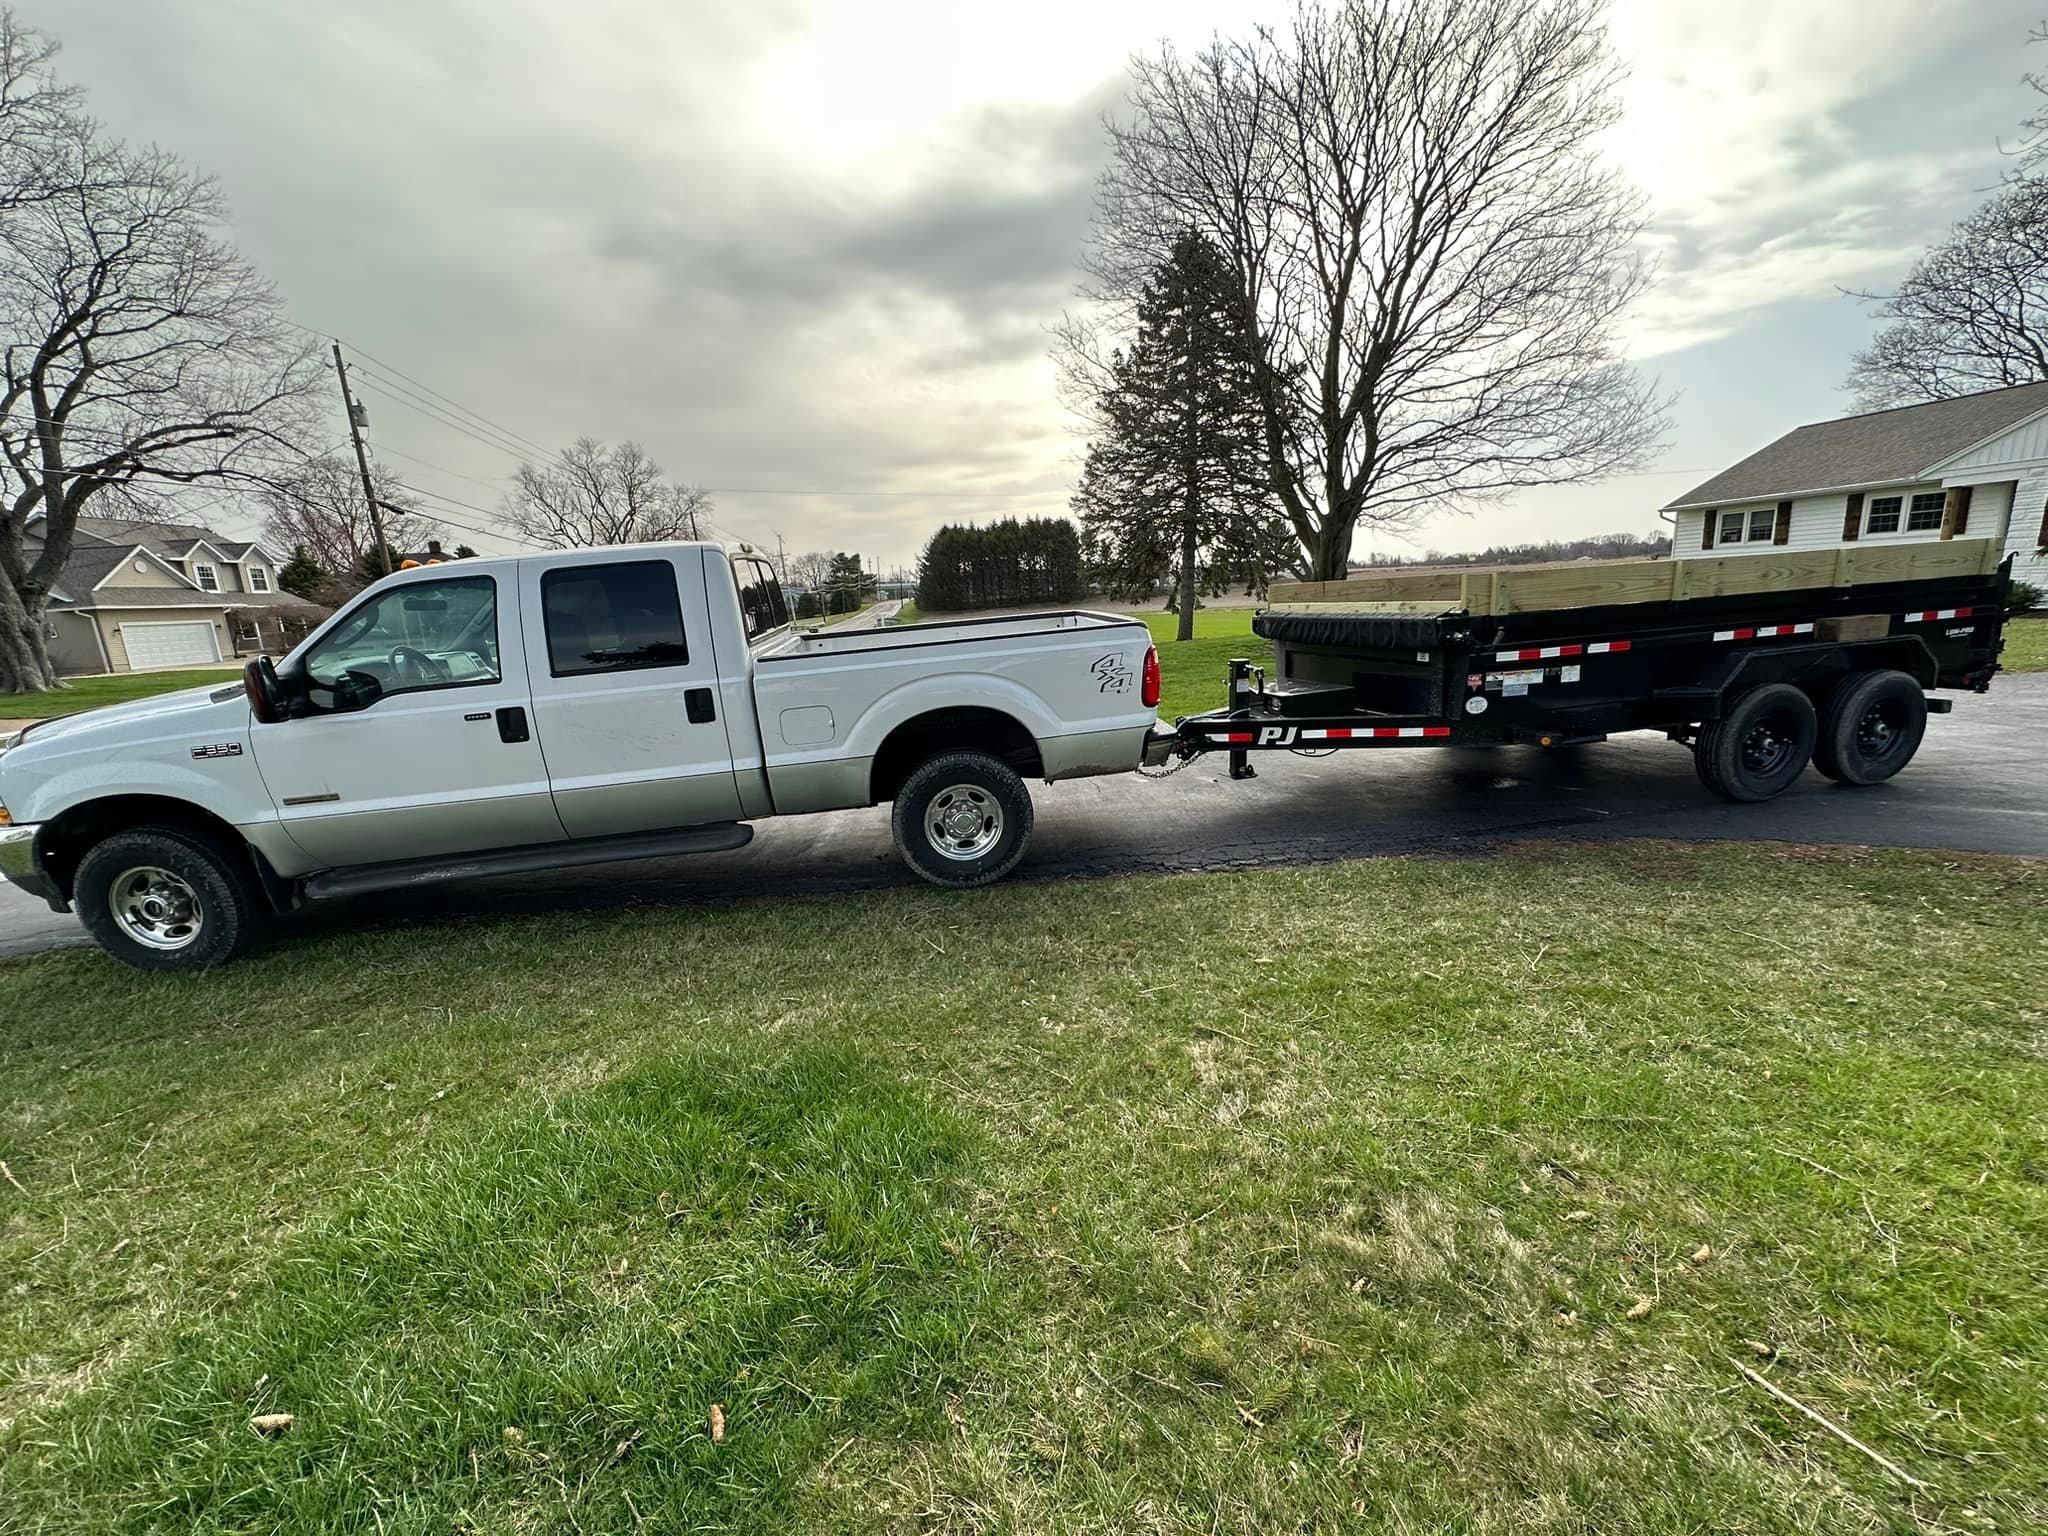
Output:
[{"xmin": 0, "ymin": 823, "xmax": 65, "ymax": 909}]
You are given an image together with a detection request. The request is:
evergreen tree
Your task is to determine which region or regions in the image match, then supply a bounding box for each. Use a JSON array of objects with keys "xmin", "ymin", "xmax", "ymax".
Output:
[
  {"xmin": 1071, "ymin": 229, "xmax": 1291, "ymax": 640},
  {"xmin": 822, "ymin": 552, "xmax": 877, "ymax": 614},
  {"xmin": 276, "ymin": 544, "xmax": 328, "ymax": 601}
]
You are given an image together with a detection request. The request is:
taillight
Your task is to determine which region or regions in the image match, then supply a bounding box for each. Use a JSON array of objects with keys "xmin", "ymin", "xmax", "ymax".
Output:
[{"xmin": 1141, "ymin": 645, "xmax": 1161, "ymax": 708}]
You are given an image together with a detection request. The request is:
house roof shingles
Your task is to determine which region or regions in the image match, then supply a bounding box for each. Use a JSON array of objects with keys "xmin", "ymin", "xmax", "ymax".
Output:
[{"xmin": 1664, "ymin": 381, "xmax": 2048, "ymax": 510}]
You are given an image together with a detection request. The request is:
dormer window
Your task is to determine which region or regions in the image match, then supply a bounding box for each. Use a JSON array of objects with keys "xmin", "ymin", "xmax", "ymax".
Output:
[
  {"xmin": 248, "ymin": 565, "xmax": 270, "ymax": 593},
  {"xmin": 193, "ymin": 562, "xmax": 219, "ymax": 591}
]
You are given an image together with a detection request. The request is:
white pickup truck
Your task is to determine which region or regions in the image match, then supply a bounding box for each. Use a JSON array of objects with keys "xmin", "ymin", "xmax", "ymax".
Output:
[{"xmin": 0, "ymin": 543, "xmax": 1165, "ymax": 969}]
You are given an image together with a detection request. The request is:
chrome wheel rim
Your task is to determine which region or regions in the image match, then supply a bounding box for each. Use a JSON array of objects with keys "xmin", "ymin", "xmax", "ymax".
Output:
[
  {"xmin": 107, "ymin": 865, "xmax": 205, "ymax": 951},
  {"xmin": 924, "ymin": 784, "xmax": 1003, "ymax": 861}
]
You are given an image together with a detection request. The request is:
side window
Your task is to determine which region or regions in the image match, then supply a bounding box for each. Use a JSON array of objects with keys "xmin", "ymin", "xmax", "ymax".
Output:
[
  {"xmin": 1866, "ymin": 495, "xmax": 1903, "ymax": 535},
  {"xmin": 734, "ymin": 557, "xmax": 791, "ymax": 640},
  {"xmin": 1718, "ymin": 510, "xmax": 1744, "ymax": 545},
  {"xmin": 303, "ymin": 575, "xmax": 499, "ymax": 699},
  {"xmin": 541, "ymin": 559, "xmax": 689, "ymax": 677},
  {"xmin": 1746, "ymin": 506, "xmax": 1775, "ymax": 542}
]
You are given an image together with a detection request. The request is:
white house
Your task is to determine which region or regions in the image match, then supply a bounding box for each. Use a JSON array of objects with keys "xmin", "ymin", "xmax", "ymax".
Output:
[{"xmin": 1662, "ymin": 383, "xmax": 2048, "ymax": 592}]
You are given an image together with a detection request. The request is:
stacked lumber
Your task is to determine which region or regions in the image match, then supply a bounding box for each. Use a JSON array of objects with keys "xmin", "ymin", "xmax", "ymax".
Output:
[{"xmin": 1265, "ymin": 538, "xmax": 2003, "ymax": 618}]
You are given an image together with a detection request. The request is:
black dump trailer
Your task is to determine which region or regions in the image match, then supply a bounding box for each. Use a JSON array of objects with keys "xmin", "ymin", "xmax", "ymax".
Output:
[{"xmin": 1152, "ymin": 555, "xmax": 2015, "ymax": 802}]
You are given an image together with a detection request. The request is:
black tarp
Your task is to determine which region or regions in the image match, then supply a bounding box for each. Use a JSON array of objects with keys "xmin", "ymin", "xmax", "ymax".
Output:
[{"xmin": 1253, "ymin": 610, "xmax": 1456, "ymax": 651}]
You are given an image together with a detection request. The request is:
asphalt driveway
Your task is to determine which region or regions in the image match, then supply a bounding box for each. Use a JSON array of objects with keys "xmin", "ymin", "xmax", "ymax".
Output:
[{"xmin": 4, "ymin": 673, "xmax": 2043, "ymax": 960}]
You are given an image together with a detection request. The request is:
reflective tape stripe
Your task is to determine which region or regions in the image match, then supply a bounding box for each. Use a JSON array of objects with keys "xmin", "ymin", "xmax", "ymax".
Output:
[
  {"xmin": 1903, "ymin": 607, "xmax": 1972, "ymax": 623},
  {"xmin": 1584, "ymin": 640, "xmax": 1631, "ymax": 654},
  {"xmin": 1713, "ymin": 623, "xmax": 1813, "ymax": 642},
  {"xmin": 1493, "ymin": 643, "xmax": 1584, "ymax": 661},
  {"xmin": 1287, "ymin": 725, "xmax": 1453, "ymax": 741}
]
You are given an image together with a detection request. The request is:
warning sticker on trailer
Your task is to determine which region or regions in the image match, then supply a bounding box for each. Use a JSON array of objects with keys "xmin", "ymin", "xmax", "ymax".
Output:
[
  {"xmin": 1486, "ymin": 668, "xmax": 1545, "ymax": 697},
  {"xmin": 1560, "ymin": 664, "xmax": 1581, "ymax": 683}
]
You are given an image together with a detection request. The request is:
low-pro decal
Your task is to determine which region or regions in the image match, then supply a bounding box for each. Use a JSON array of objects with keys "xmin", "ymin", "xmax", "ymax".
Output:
[
  {"xmin": 1091, "ymin": 653, "xmax": 1134, "ymax": 693},
  {"xmin": 190, "ymin": 742, "xmax": 243, "ymax": 759}
]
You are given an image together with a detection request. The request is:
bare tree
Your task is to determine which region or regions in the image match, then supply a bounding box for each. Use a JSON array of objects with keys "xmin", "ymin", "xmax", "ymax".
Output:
[
  {"xmin": 0, "ymin": 11, "xmax": 318, "ymax": 691},
  {"xmin": 786, "ymin": 548, "xmax": 833, "ymax": 595},
  {"xmin": 1080, "ymin": 0, "xmax": 1664, "ymax": 580},
  {"xmin": 1845, "ymin": 176, "xmax": 2048, "ymax": 410},
  {"xmin": 503, "ymin": 437, "xmax": 710, "ymax": 549},
  {"xmin": 258, "ymin": 453, "xmax": 440, "ymax": 580}
]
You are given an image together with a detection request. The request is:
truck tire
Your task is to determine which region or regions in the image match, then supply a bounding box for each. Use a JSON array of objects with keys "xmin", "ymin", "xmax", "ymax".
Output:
[
  {"xmin": 891, "ymin": 750, "xmax": 1034, "ymax": 889},
  {"xmin": 1694, "ymin": 682, "xmax": 1816, "ymax": 803},
  {"xmin": 1813, "ymin": 669, "xmax": 1927, "ymax": 786},
  {"xmin": 73, "ymin": 826, "xmax": 270, "ymax": 971}
]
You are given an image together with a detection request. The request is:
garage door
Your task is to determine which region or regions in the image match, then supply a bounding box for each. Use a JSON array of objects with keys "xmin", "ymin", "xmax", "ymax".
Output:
[{"xmin": 121, "ymin": 620, "xmax": 221, "ymax": 669}]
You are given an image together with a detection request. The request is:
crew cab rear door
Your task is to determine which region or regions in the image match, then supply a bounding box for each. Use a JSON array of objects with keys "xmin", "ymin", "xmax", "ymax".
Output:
[{"xmin": 519, "ymin": 547, "xmax": 745, "ymax": 837}]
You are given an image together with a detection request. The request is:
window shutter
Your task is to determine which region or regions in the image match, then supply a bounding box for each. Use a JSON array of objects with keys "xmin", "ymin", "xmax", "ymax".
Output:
[
  {"xmin": 1841, "ymin": 492, "xmax": 1863, "ymax": 541},
  {"xmin": 1941, "ymin": 484, "xmax": 1972, "ymax": 539},
  {"xmin": 1772, "ymin": 500, "xmax": 1792, "ymax": 546},
  {"xmin": 2037, "ymin": 494, "xmax": 2048, "ymax": 552},
  {"xmin": 1701, "ymin": 510, "xmax": 1716, "ymax": 550}
]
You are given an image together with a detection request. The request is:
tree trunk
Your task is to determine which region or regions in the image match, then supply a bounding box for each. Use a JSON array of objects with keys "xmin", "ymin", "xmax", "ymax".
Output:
[
  {"xmin": 0, "ymin": 582, "xmax": 59, "ymax": 694},
  {"xmin": 1310, "ymin": 517, "xmax": 1352, "ymax": 582}
]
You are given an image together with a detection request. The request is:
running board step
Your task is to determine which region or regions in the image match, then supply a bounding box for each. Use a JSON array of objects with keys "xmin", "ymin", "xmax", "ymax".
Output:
[{"xmin": 300, "ymin": 823, "xmax": 754, "ymax": 903}]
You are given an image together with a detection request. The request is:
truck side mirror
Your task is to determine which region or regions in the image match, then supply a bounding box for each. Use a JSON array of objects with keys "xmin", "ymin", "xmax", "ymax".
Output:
[{"xmin": 243, "ymin": 656, "xmax": 286, "ymax": 724}]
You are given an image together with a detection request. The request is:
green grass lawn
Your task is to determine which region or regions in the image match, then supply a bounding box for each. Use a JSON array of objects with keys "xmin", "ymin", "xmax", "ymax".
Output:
[
  {"xmin": 3, "ymin": 842, "xmax": 2043, "ymax": 1534},
  {"xmin": 1143, "ymin": 607, "xmax": 1260, "ymax": 721},
  {"xmin": 0, "ymin": 666, "xmax": 238, "ymax": 720},
  {"xmin": 2002, "ymin": 612, "xmax": 2048, "ymax": 672}
]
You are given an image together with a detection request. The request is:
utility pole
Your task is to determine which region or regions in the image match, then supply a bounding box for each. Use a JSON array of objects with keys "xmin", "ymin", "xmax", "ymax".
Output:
[{"xmin": 331, "ymin": 343, "xmax": 392, "ymax": 576}]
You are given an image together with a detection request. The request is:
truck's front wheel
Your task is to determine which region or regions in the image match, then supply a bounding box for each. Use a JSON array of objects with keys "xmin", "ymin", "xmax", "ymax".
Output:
[
  {"xmin": 74, "ymin": 826, "xmax": 269, "ymax": 971},
  {"xmin": 891, "ymin": 750, "xmax": 1035, "ymax": 888}
]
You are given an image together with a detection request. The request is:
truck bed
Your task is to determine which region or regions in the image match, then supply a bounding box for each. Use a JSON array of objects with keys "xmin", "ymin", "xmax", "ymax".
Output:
[{"xmin": 773, "ymin": 609, "xmax": 1141, "ymax": 659}]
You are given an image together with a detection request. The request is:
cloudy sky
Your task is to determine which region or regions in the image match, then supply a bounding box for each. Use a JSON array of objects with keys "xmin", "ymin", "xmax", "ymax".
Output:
[{"xmin": 31, "ymin": 0, "xmax": 2048, "ymax": 571}]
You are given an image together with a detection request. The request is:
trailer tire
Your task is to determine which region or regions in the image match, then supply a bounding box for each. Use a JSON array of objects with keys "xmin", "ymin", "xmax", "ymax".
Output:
[
  {"xmin": 1695, "ymin": 683, "xmax": 1816, "ymax": 803},
  {"xmin": 891, "ymin": 750, "xmax": 1035, "ymax": 889},
  {"xmin": 1813, "ymin": 669, "xmax": 1926, "ymax": 786},
  {"xmin": 73, "ymin": 825, "xmax": 270, "ymax": 971}
]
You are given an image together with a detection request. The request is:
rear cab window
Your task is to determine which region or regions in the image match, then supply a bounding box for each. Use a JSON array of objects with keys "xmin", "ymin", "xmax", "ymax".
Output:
[
  {"xmin": 540, "ymin": 560, "xmax": 690, "ymax": 677},
  {"xmin": 734, "ymin": 556, "xmax": 791, "ymax": 641}
]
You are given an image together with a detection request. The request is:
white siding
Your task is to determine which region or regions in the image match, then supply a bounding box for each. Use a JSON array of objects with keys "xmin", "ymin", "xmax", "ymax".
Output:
[{"xmin": 2005, "ymin": 474, "xmax": 2048, "ymax": 591}]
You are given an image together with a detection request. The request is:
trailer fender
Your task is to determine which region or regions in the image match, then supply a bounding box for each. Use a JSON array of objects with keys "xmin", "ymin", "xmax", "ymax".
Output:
[{"xmin": 1703, "ymin": 636, "xmax": 1939, "ymax": 712}]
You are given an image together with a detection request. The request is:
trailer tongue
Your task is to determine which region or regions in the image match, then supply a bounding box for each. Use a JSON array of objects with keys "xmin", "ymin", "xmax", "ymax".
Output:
[{"xmin": 1149, "ymin": 538, "xmax": 2013, "ymax": 803}]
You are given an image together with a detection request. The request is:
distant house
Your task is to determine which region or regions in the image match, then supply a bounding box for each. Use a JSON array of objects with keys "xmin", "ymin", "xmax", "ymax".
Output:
[
  {"xmin": 28, "ymin": 514, "xmax": 329, "ymax": 676},
  {"xmin": 1662, "ymin": 383, "xmax": 2048, "ymax": 591}
]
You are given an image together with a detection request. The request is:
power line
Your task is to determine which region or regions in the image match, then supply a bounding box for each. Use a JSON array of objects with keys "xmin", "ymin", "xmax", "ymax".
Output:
[
  {"xmin": 351, "ymin": 375, "xmax": 539, "ymax": 464},
  {"xmin": 289, "ymin": 321, "xmax": 556, "ymax": 458},
  {"xmin": 372, "ymin": 441, "xmax": 516, "ymax": 492}
]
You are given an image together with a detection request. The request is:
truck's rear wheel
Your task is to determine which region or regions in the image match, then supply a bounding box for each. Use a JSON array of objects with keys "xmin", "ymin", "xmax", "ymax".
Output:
[
  {"xmin": 1695, "ymin": 683, "xmax": 1816, "ymax": 803},
  {"xmin": 1813, "ymin": 670, "xmax": 1926, "ymax": 785},
  {"xmin": 891, "ymin": 750, "xmax": 1034, "ymax": 888},
  {"xmin": 74, "ymin": 826, "xmax": 269, "ymax": 971}
]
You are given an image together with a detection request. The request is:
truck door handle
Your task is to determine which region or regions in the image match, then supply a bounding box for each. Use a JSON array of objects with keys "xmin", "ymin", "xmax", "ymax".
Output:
[
  {"xmin": 495, "ymin": 706, "xmax": 530, "ymax": 743},
  {"xmin": 685, "ymin": 687, "xmax": 717, "ymax": 724}
]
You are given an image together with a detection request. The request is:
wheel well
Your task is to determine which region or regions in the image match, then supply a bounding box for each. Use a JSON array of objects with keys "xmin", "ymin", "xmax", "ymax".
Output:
[
  {"xmin": 869, "ymin": 707, "xmax": 1043, "ymax": 803},
  {"xmin": 36, "ymin": 795, "xmax": 284, "ymax": 909}
]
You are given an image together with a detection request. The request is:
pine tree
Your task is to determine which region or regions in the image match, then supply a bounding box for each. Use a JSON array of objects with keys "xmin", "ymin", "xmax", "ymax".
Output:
[
  {"xmin": 276, "ymin": 545, "xmax": 328, "ymax": 601},
  {"xmin": 1072, "ymin": 229, "xmax": 1292, "ymax": 640}
]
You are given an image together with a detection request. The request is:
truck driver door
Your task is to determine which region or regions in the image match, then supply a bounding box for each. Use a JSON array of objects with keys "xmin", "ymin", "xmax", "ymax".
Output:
[{"xmin": 250, "ymin": 570, "xmax": 565, "ymax": 866}]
